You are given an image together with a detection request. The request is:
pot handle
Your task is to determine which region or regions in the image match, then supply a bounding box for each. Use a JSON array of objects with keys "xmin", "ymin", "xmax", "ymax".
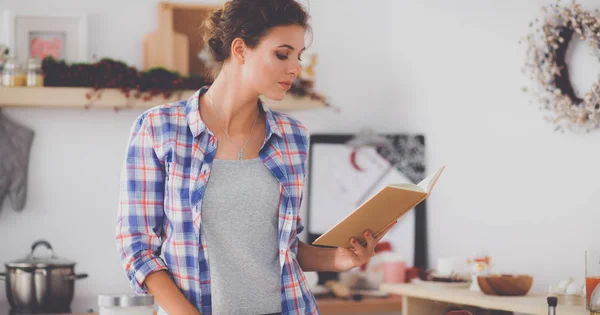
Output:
[
  {"xmin": 30, "ymin": 240, "xmax": 53, "ymax": 257},
  {"xmin": 65, "ymin": 273, "xmax": 88, "ymax": 280},
  {"xmin": 0, "ymin": 272, "xmax": 5, "ymax": 281}
]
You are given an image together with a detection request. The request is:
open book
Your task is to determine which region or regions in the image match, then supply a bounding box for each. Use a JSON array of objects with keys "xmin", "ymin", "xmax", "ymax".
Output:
[{"xmin": 312, "ymin": 166, "xmax": 445, "ymax": 248}]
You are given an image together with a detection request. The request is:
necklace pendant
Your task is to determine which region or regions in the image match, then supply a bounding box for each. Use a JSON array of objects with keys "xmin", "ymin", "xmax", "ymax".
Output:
[{"xmin": 238, "ymin": 150, "xmax": 244, "ymax": 160}]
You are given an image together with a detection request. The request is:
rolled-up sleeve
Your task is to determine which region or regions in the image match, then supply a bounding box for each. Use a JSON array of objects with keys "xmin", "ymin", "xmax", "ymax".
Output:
[{"xmin": 116, "ymin": 113, "xmax": 168, "ymax": 294}]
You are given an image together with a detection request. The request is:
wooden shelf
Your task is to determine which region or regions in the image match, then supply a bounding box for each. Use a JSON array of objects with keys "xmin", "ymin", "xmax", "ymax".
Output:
[{"xmin": 0, "ymin": 87, "xmax": 327, "ymax": 111}]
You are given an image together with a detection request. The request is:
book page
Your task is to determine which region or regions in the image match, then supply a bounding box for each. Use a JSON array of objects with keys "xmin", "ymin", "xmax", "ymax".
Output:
[
  {"xmin": 389, "ymin": 183, "xmax": 424, "ymax": 192},
  {"xmin": 416, "ymin": 166, "xmax": 445, "ymax": 192}
]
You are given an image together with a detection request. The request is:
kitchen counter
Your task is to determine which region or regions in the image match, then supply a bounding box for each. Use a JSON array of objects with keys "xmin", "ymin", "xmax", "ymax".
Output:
[
  {"xmin": 316, "ymin": 295, "xmax": 403, "ymax": 314},
  {"xmin": 0, "ymin": 298, "xmax": 97, "ymax": 315},
  {"xmin": 2, "ymin": 295, "xmax": 403, "ymax": 314},
  {"xmin": 381, "ymin": 283, "xmax": 588, "ymax": 315}
]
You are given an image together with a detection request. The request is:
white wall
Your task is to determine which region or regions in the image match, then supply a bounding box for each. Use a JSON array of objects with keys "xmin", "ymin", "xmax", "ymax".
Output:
[
  {"xmin": 0, "ymin": 0, "xmax": 395, "ymax": 301},
  {"xmin": 391, "ymin": 0, "xmax": 600, "ymax": 292},
  {"xmin": 1, "ymin": 0, "xmax": 598, "ymax": 304}
]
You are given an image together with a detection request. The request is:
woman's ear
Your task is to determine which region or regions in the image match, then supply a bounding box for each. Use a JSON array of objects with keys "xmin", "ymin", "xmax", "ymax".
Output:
[{"xmin": 230, "ymin": 38, "xmax": 245, "ymax": 64}]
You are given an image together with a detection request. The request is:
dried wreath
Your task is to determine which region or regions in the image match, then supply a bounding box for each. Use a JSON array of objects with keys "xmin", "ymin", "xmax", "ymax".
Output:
[{"xmin": 522, "ymin": 2, "xmax": 600, "ymax": 132}]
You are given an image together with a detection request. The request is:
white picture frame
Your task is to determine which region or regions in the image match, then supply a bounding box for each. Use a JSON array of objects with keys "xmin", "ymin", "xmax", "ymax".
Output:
[{"xmin": 1, "ymin": 10, "xmax": 88, "ymax": 64}]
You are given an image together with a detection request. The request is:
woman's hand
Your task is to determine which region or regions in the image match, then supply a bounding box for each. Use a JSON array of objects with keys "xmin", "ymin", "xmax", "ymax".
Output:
[
  {"xmin": 145, "ymin": 271, "xmax": 202, "ymax": 315},
  {"xmin": 332, "ymin": 221, "xmax": 397, "ymax": 272}
]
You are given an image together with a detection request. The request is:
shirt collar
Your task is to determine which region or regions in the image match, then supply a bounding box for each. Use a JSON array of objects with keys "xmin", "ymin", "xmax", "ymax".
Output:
[{"xmin": 186, "ymin": 85, "xmax": 283, "ymax": 139}]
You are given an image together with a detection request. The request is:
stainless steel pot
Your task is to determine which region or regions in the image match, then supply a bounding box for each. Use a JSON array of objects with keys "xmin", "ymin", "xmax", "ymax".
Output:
[{"xmin": 0, "ymin": 240, "xmax": 88, "ymax": 312}]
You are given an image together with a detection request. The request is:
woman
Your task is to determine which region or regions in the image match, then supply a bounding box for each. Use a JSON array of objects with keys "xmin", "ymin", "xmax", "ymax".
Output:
[{"xmin": 116, "ymin": 1, "xmax": 396, "ymax": 314}]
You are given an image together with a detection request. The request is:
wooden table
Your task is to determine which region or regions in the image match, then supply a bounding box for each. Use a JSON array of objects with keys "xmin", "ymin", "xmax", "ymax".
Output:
[
  {"xmin": 381, "ymin": 283, "xmax": 589, "ymax": 315},
  {"xmin": 316, "ymin": 295, "xmax": 403, "ymax": 314}
]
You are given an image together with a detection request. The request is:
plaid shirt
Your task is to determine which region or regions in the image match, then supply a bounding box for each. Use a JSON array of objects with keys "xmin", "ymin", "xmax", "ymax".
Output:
[{"xmin": 116, "ymin": 86, "xmax": 319, "ymax": 315}]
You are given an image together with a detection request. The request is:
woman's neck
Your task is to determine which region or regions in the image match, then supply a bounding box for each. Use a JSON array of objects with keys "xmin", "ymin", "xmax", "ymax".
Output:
[{"xmin": 205, "ymin": 67, "xmax": 260, "ymax": 135}]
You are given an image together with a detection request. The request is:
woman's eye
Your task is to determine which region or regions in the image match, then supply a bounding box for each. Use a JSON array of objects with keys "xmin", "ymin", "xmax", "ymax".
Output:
[{"xmin": 276, "ymin": 53, "xmax": 288, "ymax": 60}]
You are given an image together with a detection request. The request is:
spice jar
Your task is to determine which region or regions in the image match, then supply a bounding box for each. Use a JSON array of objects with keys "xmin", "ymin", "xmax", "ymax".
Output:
[
  {"xmin": 2, "ymin": 58, "xmax": 25, "ymax": 87},
  {"xmin": 26, "ymin": 57, "xmax": 44, "ymax": 87},
  {"xmin": 98, "ymin": 294, "xmax": 155, "ymax": 315}
]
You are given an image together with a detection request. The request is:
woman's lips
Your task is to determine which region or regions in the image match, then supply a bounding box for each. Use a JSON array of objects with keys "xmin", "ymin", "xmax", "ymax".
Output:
[{"xmin": 279, "ymin": 81, "xmax": 292, "ymax": 90}]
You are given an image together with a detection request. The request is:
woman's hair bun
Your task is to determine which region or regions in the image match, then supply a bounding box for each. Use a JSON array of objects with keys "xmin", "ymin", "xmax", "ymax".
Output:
[{"xmin": 203, "ymin": 0, "xmax": 310, "ymax": 63}]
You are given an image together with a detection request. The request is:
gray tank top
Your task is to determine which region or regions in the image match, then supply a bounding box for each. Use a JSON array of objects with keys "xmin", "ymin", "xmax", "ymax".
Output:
[{"xmin": 201, "ymin": 158, "xmax": 282, "ymax": 314}]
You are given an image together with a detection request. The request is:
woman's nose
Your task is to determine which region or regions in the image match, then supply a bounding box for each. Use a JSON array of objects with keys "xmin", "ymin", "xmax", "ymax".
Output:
[{"xmin": 289, "ymin": 61, "xmax": 301, "ymax": 77}]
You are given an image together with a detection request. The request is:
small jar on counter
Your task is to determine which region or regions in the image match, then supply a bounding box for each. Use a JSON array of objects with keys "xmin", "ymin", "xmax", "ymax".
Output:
[
  {"xmin": 2, "ymin": 58, "xmax": 25, "ymax": 87},
  {"xmin": 98, "ymin": 294, "xmax": 155, "ymax": 315},
  {"xmin": 26, "ymin": 57, "xmax": 44, "ymax": 87}
]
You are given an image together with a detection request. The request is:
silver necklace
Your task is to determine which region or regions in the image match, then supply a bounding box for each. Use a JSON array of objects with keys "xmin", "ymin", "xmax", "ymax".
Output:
[{"xmin": 206, "ymin": 90, "xmax": 260, "ymax": 160}]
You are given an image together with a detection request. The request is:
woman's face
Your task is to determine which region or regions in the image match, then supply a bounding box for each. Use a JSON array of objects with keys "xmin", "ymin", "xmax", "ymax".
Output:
[{"xmin": 240, "ymin": 24, "xmax": 306, "ymax": 101}]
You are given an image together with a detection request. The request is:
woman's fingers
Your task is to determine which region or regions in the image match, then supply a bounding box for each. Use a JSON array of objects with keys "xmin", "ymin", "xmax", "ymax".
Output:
[
  {"xmin": 349, "ymin": 237, "xmax": 367, "ymax": 256},
  {"xmin": 364, "ymin": 230, "xmax": 376, "ymax": 254}
]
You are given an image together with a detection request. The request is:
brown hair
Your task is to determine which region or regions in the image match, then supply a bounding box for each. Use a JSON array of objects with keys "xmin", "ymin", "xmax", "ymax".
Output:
[{"xmin": 204, "ymin": 0, "xmax": 311, "ymax": 63}]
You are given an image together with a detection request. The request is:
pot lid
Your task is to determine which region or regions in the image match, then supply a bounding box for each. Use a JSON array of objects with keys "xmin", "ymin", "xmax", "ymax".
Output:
[{"xmin": 6, "ymin": 240, "xmax": 75, "ymax": 268}]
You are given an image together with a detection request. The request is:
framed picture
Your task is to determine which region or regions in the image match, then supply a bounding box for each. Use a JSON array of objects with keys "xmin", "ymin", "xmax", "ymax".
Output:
[
  {"xmin": 306, "ymin": 133, "xmax": 429, "ymax": 284},
  {"xmin": 2, "ymin": 10, "xmax": 87, "ymax": 64}
]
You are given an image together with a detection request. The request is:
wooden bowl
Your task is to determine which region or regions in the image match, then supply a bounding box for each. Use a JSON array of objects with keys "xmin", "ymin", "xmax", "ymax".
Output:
[{"xmin": 477, "ymin": 274, "xmax": 533, "ymax": 296}]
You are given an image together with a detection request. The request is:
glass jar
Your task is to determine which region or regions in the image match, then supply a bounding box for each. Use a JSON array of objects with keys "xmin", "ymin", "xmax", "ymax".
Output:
[
  {"xmin": 26, "ymin": 57, "xmax": 44, "ymax": 87},
  {"xmin": 98, "ymin": 294, "xmax": 154, "ymax": 315},
  {"xmin": 2, "ymin": 58, "xmax": 25, "ymax": 87},
  {"xmin": 587, "ymin": 250, "xmax": 600, "ymax": 310}
]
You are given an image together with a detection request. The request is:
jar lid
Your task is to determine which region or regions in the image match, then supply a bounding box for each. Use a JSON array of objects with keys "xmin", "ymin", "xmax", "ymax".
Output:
[
  {"xmin": 6, "ymin": 240, "xmax": 75, "ymax": 268},
  {"xmin": 98, "ymin": 295, "xmax": 154, "ymax": 307},
  {"xmin": 26, "ymin": 58, "xmax": 41, "ymax": 70},
  {"xmin": 3, "ymin": 58, "xmax": 20, "ymax": 71}
]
